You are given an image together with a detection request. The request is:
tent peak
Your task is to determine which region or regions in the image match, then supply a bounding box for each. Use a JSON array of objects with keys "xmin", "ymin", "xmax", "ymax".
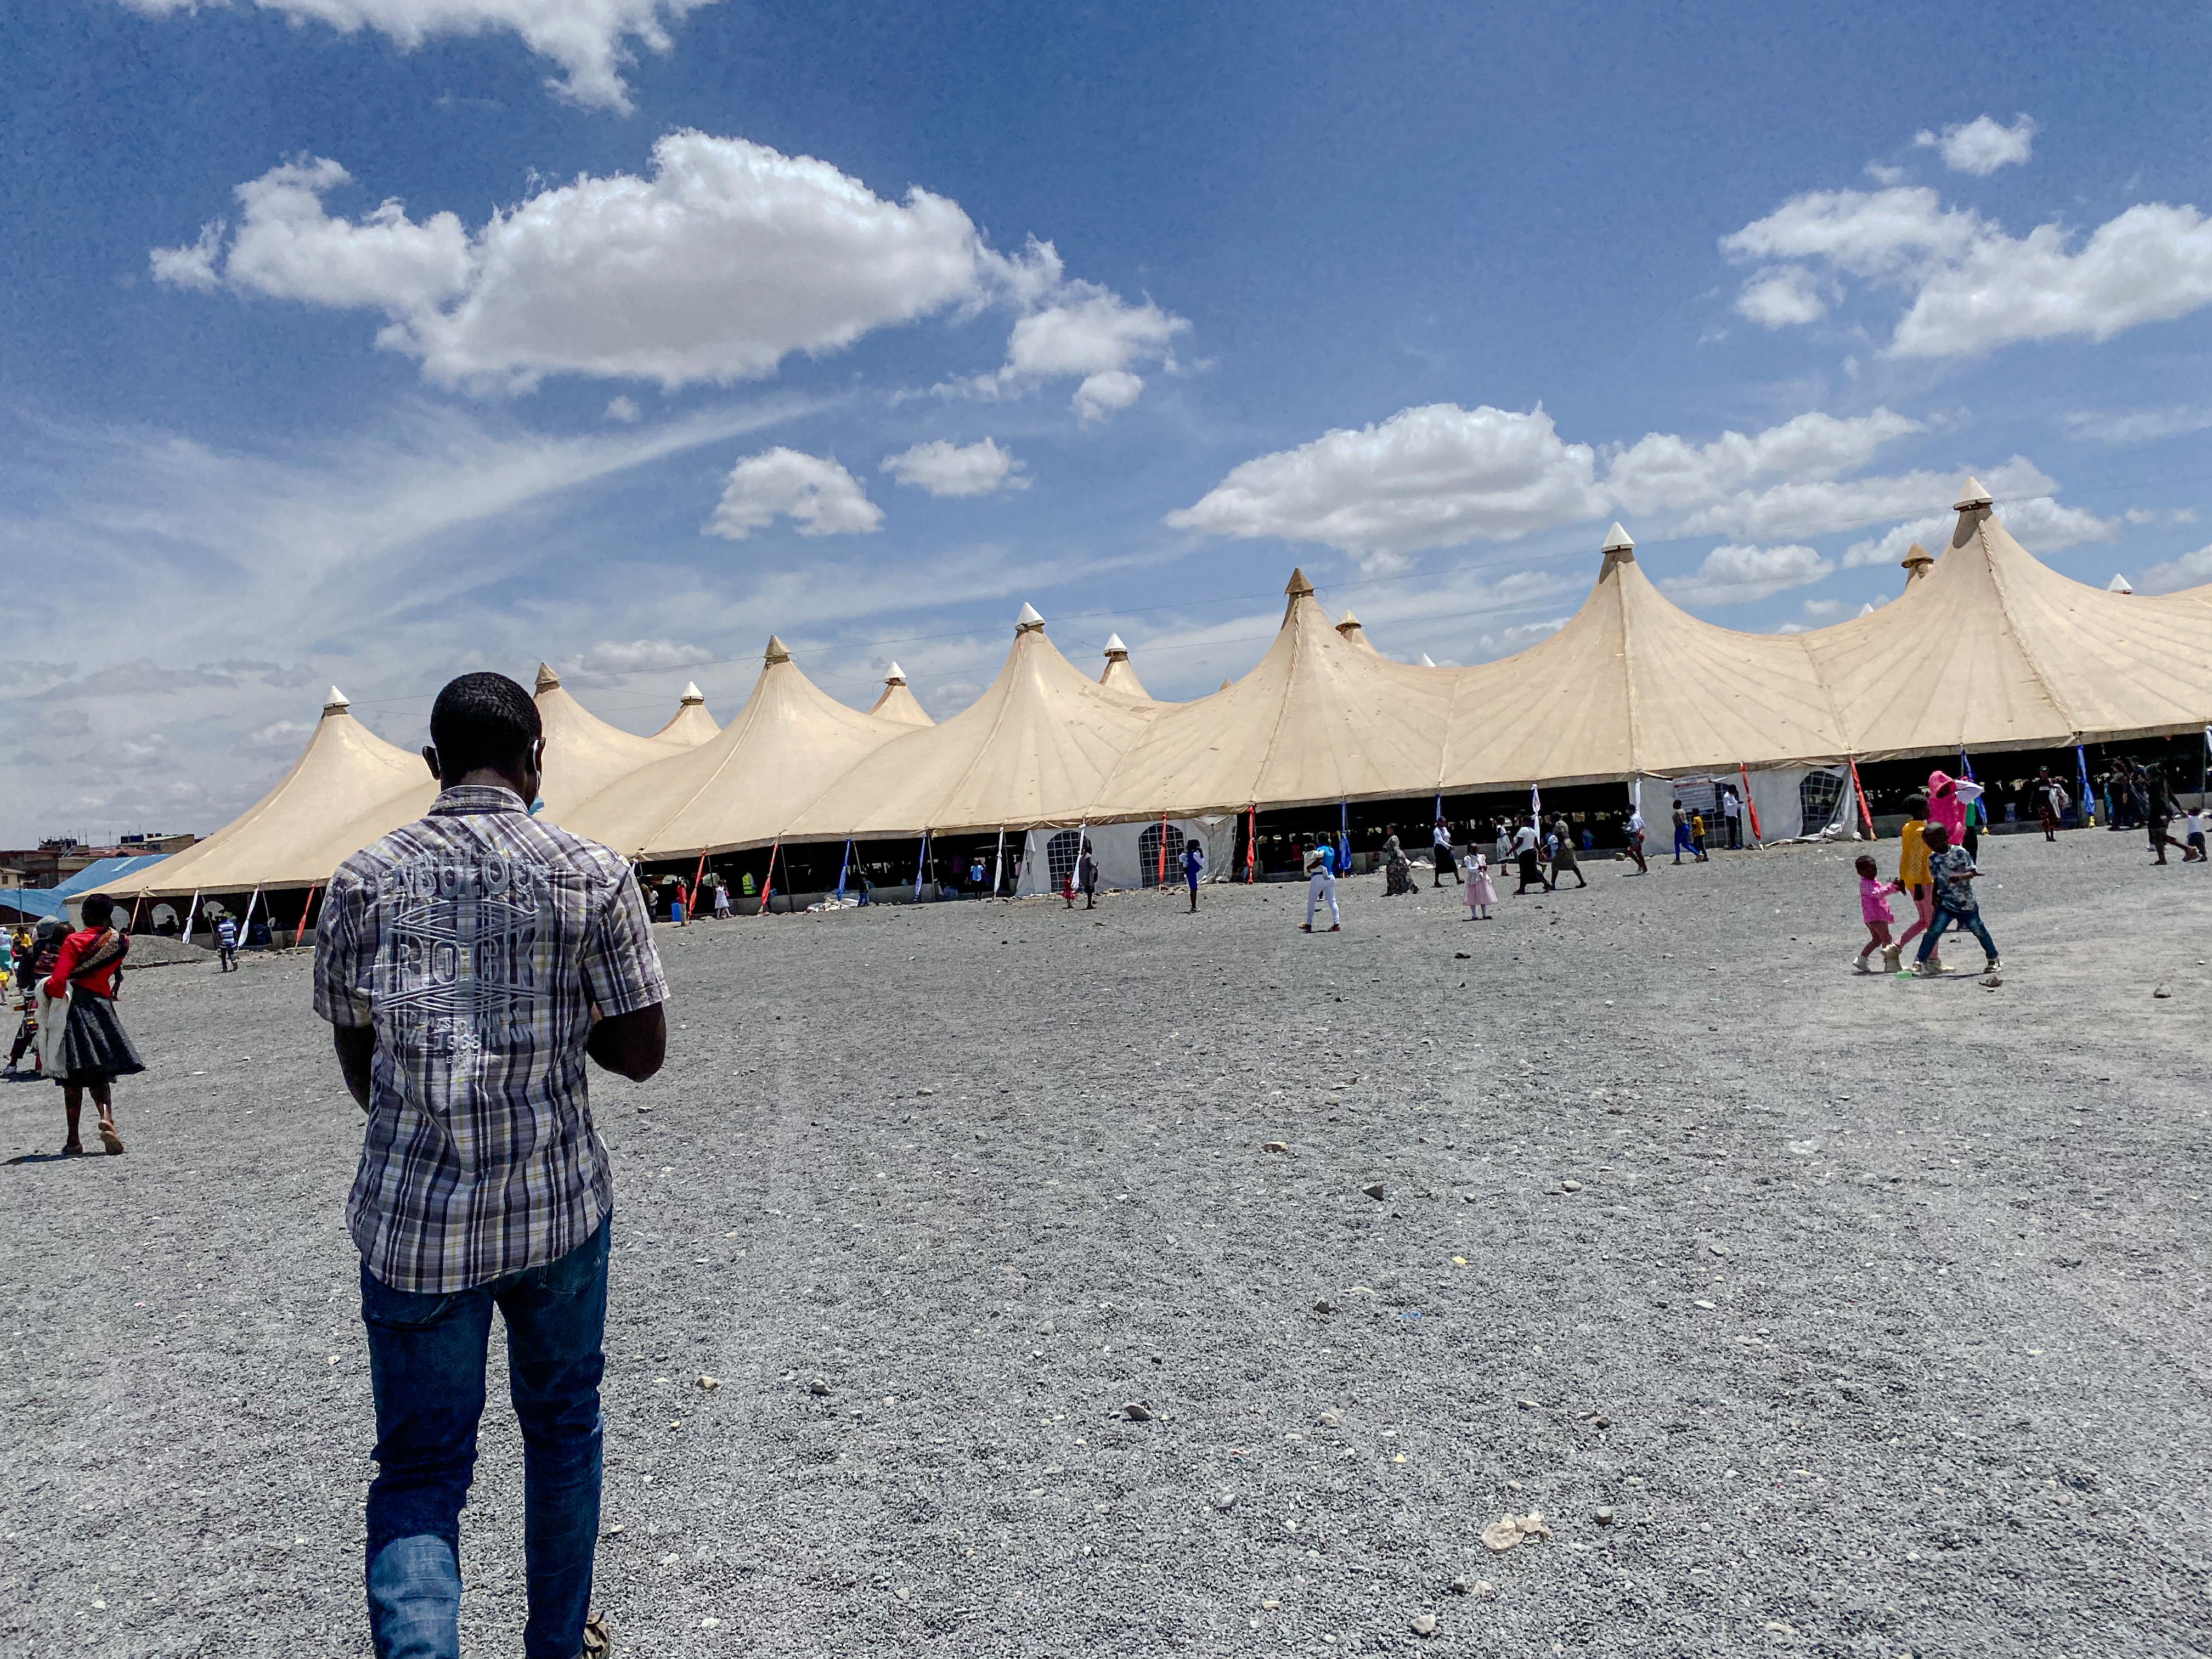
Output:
[
  {"xmin": 1015, "ymin": 602, "xmax": 1046, "ymax": 633},
  {"xmin": 1335, "ymin": 608, "xmax": 1361, "ymax": 628},
  {"xmin": 535, "ymin": 662, "xmax": 561, "ymax": 693},
  {"xmin": 1218, "ymin": 676, "xmax": 1232, "ymax": 692},
  {"xmin": 1285, "ymin": 568, "xmax": 1314, "ymax": 597},
  {"xmin": 323, "ymin": 685, "xmax": 349, "ymax": 713},
  {"xmin": 2107, "ymin": 572, "xmax": 2134, "ymax": 594},
  {"xmin": 764, "ymin": 635, "xmax": 791, "ymax": 664},
  {"xmin": 1600, "ymin": 522, "xmax": 1635, "ymax": 557},
  {"xmin": 1954, "ymin": 475, "xmax": 1993, "ymax": 511},
  {"xmin": 883, "ymin": 661, "xmax": 907, "ymax": 684},
  {"xmin": 1900, "ymin": 542, "xmax": 1934, "ymax": 570},
  {"xmin": 1419, "ymin": 652, "xmax": 1438, "ymax": 668},
  {"xmin": 1103, "ymin": 633, "xmax": 1128, "ymax": 656},
  {"xmin": 679, "ymin": 681, "xmax": 704, "ymax": 703}
]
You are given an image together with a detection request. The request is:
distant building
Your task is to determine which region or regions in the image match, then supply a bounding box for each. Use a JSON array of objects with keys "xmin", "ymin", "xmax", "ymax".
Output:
[{"xmin": 0, "ymin": 832, "xmax": 196, "ymax": 887}]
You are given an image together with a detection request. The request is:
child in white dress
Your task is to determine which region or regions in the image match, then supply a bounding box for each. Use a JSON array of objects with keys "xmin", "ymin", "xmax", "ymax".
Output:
[{"xmin": 1467, "ymin": 850, "xmax": 1498, "ymax": 919}]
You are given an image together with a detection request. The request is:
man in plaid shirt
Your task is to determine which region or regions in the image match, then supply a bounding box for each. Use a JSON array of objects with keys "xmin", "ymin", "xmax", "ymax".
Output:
[{"xmin": 317, "ymin": 671, "xmax": 667, "ymax": 1659}]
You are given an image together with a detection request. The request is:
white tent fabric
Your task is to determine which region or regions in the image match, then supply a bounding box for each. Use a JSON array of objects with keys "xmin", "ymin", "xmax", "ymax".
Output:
[
  {"xmin": 1743, "ymin": 765, "xmax": 1858, "ymax": 843},
  {"xmin": 106, "ymin": 689, "xmax": 433, "ymax": 898},
  {"xmin": 561, "ymin": 637, "xmax": 911, "ymax": 857},
  {"xmin": 1098, "ymin": 635, "xmax": 1153, "ymax": 699},
  {"xmin": 533, "ymin": 663, "xmax": 687, "ymax": 822},
  {"xmin": 1011, "ymin": 816, "xmax": 1239, "ymax": 896},
  {"xmin": 782, "ymin": 608, "xmax": 1162, "ymax": 842},
  {"xmin": 651, "ymin": 682, "xmax": 719, "ymax": 746},
  {"xmin": 867, "ymin": 663, "xmax": 934, "ymax": 727}
]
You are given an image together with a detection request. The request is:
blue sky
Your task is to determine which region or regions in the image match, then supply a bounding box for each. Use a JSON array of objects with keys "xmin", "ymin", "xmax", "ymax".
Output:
[{"xmin": 4, "ymin": 0, "xmax": 2210, "ymax": 843}]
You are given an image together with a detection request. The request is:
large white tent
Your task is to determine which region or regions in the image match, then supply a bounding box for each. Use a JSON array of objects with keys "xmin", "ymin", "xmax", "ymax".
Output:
[{"xmin": 111, "ymin": 478, "xmax": 2212, "ymax": 901}]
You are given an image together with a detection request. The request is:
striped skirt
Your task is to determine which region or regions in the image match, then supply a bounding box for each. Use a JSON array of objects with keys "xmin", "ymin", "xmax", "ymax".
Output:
[{"xmin": 53, "ymin": 994, "xmax": 145, "ymax": 1086}]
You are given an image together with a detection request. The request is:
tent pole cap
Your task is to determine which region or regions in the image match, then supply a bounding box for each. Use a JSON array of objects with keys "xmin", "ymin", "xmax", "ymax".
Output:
[
  {"xmin": 764, "ymin": 635, "xmax": 791, "ymax": 664},
  {"xmin": 1285, "ymin": 568, "xmax": 1316, "ymax": 597},
  {"xmin": 1953, "ymin": 476, "xmax": 1994, "ymax": 511},
  {"xmin": 1015, "ymin": 602, "xmax": 1046, "ymax": 633}
]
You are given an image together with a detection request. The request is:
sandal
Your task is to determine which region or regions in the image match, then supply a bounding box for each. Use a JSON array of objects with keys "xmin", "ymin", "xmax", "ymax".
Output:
[
  {"xmin": 582, "ymin": 1610, "xmax": 613, "ymax": 1657},
  {"xmin": 99, "ymin": 1125, "xmax": 126, "ymax": 1156}
]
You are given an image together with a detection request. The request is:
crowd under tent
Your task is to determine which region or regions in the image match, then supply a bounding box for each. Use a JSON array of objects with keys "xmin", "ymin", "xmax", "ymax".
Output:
[
  {"xmin": 1098, "ymin": 634, "xmax": 1151, "ymax": 699},
  {"xmin": 532, "ymin": 663, "xmax": 687, "ymax": 822},
  {"xmin": 867, "ymin": 663, "xmax": 934, "ymax": 727},
  {"xmin": 650, "ymin": 682, "xmax": 720, "ymax": 746},
  {"xmin": 105, "ymin": 689, "xmax": 432, "ymax": 902},
  {"xmin": 561, "ymin": 636, "xmax": 914, "ymax": 859},
  {"xmin": 782, "ymin": 603, "xmax": 1163, "ymax": 844}
]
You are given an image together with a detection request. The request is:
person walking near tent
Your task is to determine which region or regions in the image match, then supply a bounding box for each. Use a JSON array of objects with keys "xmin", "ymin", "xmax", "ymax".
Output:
[
  {"xmin": 1722, "ymin": 786, "xmax": 1745, "ymax": 850},
  {"xmin": 1466, "ymin": 849, "xmax": 1497, "ymax": 919},
  {"xmin": 1383, "ymin": 834, "xmax": 1418, "ymax": 896},
  {"xmin": 314, "ymin": 670, "xmax": 667, "ymax": 1659},
  {"xmin": 712, "ymin": 876, "xmax": 731, "ymax": 919},
  {"xmin": 1062, "ymin": 859, "xmax": 1077, "ymax": 909},
  {"xmin": 1430, "ymin": 819, "xmax": 1461, "ymax": 887},
  {"xmin": 1690, "ymin": 809, "xmax": 1709, "ymax": 860},
  {"xmin": 1894, "ymin": 793, "xmax": 1939, "ymax": 972},
  {"xmin": 1671, "ymin": 801, "xmax": 1695, "ymax": 865},
  {"xmin": 215, "ymin": 911, "xmax": 240, "ymax": 972},
  {"xmin": 1300, "ymin": 840, "xmax": 1340, "ymax": 932},
  {"xmin": 43, "ymin": 894, "xmax": 142, "ymax": 1155},
  {"xmin": 1077, "ymin": 841, "xmax": 1099, "ymax": 910},
  {"xmin": 1511, "ymin": 818, "xmax": 1550, "ymax": 894},
  {"xmin": 1622, "ymin": 807, "xmax": 1648, "ymax": 874},
  {"xmin": 2145, "ymin": 766, "xmax": 2189, "ymax": 865},
  {"xmin": 672, "ymin": 880, "xmax": 690, "ymax": 927},
  {"xmin": 1906, "ymin": 821, "xmax": 1999, "ymax": 977},
  {"xmin": 1854, "ymin": 854, "xmax": 1906, "ymax": 974},
  {"xmin": 1182, "ymin": 838, "xmax": 1205, "ymax": 912},
  {"xmin": 1548, "ymin": 816, "xmax": 1588, "ymax": 889},
  {"xmin": 2035, "ymin": 770, "xmax": 2065, "ymax": 842},
  {"xmin": 7, "ymin": 919, "xmax": 60, "ymax": 1077}
]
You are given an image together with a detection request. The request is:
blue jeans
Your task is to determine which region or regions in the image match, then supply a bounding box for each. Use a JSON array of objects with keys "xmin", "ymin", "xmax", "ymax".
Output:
[
  {"xmin": 1917, "ymin": 904, "xmax": 1996, "ymax": 964},
  {"xmin": 362, "ymin": 1216, "xmax": 610, "ymax": 1659}
]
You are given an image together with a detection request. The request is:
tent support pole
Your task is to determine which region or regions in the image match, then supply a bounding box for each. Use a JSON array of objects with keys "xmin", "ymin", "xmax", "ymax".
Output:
[
  {"xmin": 913, "ymin": 831, "xmax": 929, "ymax": 902},
  {"xmin": 1158, "ymin": 814, "xmax": 1168, "ymax": 890},
  {"xmin": 836, "ymin": 839, "xmax": 852, "ymax": 901},
  {"xmin": 1848, "ymin": 759, "xmax": 1876, "ymax": 840},
  {"xmin": 293, "ymin": 884, "xmax": 318, "ymax": 947},
  {"xmin": 1245, "ymin": 806, "xmax": 1256, "ymax": 883},
  {"xmin": 760, "ymin": 841, "xmax": 780, "ymax": 916},
  {"xmin": 127, "ymin": 894, "xmax": 144, "ymax": 934},
  {"xmin": 1736, "ymin": 764, "xmax": 1763, "ymax": 846},
  {"xmin": 690, "ymin": 851, "xmax": 708, "ymax": 917},
  {"xmin": 238, "ymin": 885, "xmax": 262, "ymax": 941},
  {"xmin": 2076, "ymin": 745, "xmax": 2095, "ymax": 828},
  {"xmin": 182, "ymin": 890, "xmax": 202, "ymax": 947},
  {"xmin": 991, "ymin": 830, "xmax": 1004, "ymax": 899}
]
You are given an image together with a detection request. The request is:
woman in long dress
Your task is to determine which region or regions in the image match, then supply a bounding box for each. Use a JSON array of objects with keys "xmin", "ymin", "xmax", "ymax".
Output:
[
  {"xmin": 1383, "ymin": 834, "xmax": 1418, "ymax": 896},
  {"xmin": 43, "ymin": 893, "xmax": 144, "ymax": 1155}
]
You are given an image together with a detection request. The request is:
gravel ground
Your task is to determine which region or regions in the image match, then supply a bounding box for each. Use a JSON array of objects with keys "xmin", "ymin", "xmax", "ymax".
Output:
[{"xmin": 4, "ymin": 828, "xmax": 2209, "ymax": 1657}]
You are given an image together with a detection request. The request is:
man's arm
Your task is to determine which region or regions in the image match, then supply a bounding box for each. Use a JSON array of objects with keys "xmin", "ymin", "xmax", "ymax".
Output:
[
  {"xmin": 332, "ymin": 1025, "xmax": 375, "ymax": 1110},
  {"xmin": 588, "ymin": 1003, "xmax": 666, "ymax": 1081}
]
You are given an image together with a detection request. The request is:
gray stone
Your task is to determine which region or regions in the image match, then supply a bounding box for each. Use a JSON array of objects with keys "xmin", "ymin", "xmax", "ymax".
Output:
[
  {"xmin": 1411, "ymin": 1612, "xmax": 1438, "ymax": 1637},
  {"xmin": 1362, "ymin": 1183, "xmax": 1386, "ymax": 1200}
]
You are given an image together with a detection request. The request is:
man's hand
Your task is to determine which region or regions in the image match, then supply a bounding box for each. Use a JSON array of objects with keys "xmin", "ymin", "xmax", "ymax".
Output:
[
  {"xmin": 332, "ymin": 1025, "xmax": 374, "ymax": 1110},
  {"xmin": 588, "ymin": 1003, "xmax": 667, "ymax": 1082}
]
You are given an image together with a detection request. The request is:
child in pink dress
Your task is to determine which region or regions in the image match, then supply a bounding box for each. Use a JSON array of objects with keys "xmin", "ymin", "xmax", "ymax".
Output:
[
  {"xmin": 1467, "ymin": 850, "xmax": 1498, "ymax": 919},
  {"xmin": 1854, "ymin": 853, "xmax": 1905, "ymax": 973}
]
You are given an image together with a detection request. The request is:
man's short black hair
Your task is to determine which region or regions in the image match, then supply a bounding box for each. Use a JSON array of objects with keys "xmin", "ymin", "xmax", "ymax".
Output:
[
  {"xmin": 80, "ymin": 893, "xmax": 115, "ymax": 927},
  {"xmin": 430, "ymin": 672, "xmax": 542, "ymax": 780}
]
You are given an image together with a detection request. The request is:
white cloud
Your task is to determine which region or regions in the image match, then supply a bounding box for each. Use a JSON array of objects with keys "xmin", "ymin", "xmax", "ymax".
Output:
[
  {"xmin": 1734, "ymin": 266, "xmax": 1828, "ymax": 328},
  {"xmin": 605, "ymin": 395, "xmax": 641, "ymax": 423},
  {"xmin": 116, "ymin": 0, "xmax": 718, "ymax": 113},
  {"xmin": 2061, "ymin": 405, "xmax": 2212, "ymax": 445},
  {"xmin": 1476, "ymin": 616, "xmax": 1570, "ymax": 652},
  {"xmin": 2132, "ymin": 543, "xmax": 2212, "ymax": 594},
  {"xmin": 236, "ymin": 717, "xmax": 313, "ymax": 759},
  {"xmin": 1603, "ymin": 409, "xmax": 1919, "ymax": 516},
  {"xmin": 880, "ymin": 437, "xmax": 1028, "ymax": 497},
  {"xmin": 1165, "ymin": 404, "xmax": 1600, "ymax": 567},
  {"xmin": 1721, "ymin": 183, "xmax": 2212, "ymax": 357},
  {"xmin": 1915, "ymin": 114, "xmax": 2037, "ymax": 177},
  {"xmin": 706, "ymin": 448, "xmax": 881, "ymax": 540},
  {"xmin": 1661, "ymin": 543, "xmax": 1833, "ymax": 607},
  {"xmin": 569, "ymin": 637, "xmax": 704, "ymax": 674},
  {"xmin": 967, "ymin": 281, "xmax": 1190, "ymax": 420},
  {"xmin": 153, "ymin": 133, "xmax": 1061, "ymax": 393}
]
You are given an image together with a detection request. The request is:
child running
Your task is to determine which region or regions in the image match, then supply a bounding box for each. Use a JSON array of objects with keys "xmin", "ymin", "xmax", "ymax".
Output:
[
  {"xmin": 1853, "ymin": 854, "xmax": 1905, "ymax": 973},
  {"xmin": 1904, "ymin": 822, "xmax": 1999, "ymax": 977},
  {"xmin": 1467, "ymin": 849, "xmax": 1497, "ymax": 919},
  {"xmin": 1894, "ymin": 792, "xmax": 1938, "ymax": 972}
]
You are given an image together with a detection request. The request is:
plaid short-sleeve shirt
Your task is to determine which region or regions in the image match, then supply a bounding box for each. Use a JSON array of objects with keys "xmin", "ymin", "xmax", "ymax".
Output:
[{"xmin": 314, "ymin": 785, "xmax": 668, "ymax": 1293}]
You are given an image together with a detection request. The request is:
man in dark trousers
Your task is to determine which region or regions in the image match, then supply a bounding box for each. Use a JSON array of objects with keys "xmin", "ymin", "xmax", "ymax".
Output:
[{"xmin": 315, "ymin": 672, "xmax": 668, "ymax": 1659}]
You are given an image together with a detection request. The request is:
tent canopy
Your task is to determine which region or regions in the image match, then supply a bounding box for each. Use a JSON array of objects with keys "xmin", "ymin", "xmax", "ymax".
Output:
[
  {"xmin": 651, "ymin": 681, "xmax": 720, "ymax": 746},
  {"xmin": 783, "ymin": 606, "xmax": 1162, "ymax": 840},
  {"xmin": 533, "ymin": 663, "xmax": 687, "ymax": 821},
  {"xmin": 562, "ymin": 636, "xmax": 913, "ymax": 857},
  {"xmin": 106, "ymin": 689, "xmax": 433, "ymax": 899},
  {"xmin": 1098, "ymin": 634, "xmax": 1153, "ymax": 699}
]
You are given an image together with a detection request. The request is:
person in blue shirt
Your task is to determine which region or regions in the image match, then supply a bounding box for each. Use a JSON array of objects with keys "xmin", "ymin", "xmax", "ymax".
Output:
[
  {"xmin": 1300, "ymin": 840, "xmax": 1340, "ymax": 932},
  {"xmin": 1181, "ymin": 839, "xmax": 1205, "ymax": 912},
  {"xmin": 215, "ymin": 913, "xmax": 240, "ymax": 973}
]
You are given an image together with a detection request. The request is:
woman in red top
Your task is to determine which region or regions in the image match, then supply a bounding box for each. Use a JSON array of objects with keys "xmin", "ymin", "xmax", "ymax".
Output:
[{"xmin": 42, "ymin": 893, "xmax": 144, "ymax": 1155}]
